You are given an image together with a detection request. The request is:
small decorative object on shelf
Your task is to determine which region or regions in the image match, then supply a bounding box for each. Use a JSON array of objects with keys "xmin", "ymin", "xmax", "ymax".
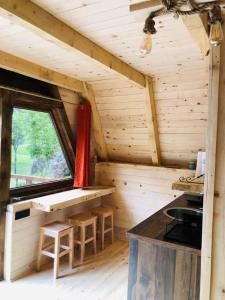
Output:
[
  {"xmin": 172, "ymin": 177, "xmax": 204, "ymax": 193},
  {"xmin": 179, "ymin": 174, "xmax": 204, "ymax": 184},
  {"xmin": 188, "ymin": 160, "xmax": 196, "ymax": 170}
]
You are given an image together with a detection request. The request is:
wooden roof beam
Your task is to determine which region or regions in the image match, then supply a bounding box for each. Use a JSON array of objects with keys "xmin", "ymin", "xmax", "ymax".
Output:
[
  {"xmin": 182, "ymin": 14, "xmax": 209, "ymax": 57},
  {"xmin": 0, "ymin": 0, "xmax": 146, "ymax": 88},
  {"xmin": 83, "ymin": 82, "xmax": 108, "ymax": 161},
  {"xmin": 145, "ymin": 76, "xmax": 161, "ymax": 165},
  {"xmin": 130, "ymin": 0, "xmax": 162, "ymax": 11},
  {"xmin": 0, "ymin": 50, "xmax": 84, "ymax": 93},
  {"xmin": 0, "ymin": 49, "xmax": 108, "ymax": 161}
]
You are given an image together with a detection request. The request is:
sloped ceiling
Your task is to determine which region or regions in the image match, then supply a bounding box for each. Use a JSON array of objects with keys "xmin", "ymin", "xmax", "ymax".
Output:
[{"xmin": 0, "ymin": 0, "xmax": 208, "ymax": 166}]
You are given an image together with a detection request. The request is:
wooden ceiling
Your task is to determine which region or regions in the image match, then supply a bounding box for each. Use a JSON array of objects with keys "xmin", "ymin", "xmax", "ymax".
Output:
[
  {"xmin": 0, "ymin": 0, "xmax": 208, "ymax": 167},
  {"xmin": 31, "ymin": 0, "xmax": 207, "ymax": 75}
]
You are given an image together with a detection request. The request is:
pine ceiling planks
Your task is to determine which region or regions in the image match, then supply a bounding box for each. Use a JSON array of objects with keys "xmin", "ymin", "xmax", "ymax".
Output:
[
  {"xmin": 0, "ymin": 15, "xmax": 116, "ymax": 82},
  {"xmin": 31, "ymin": 1, "xmax": 206, "ymax": 73},
  {"xmin": 0, "ymin": 0, "xmax": 209, "ymax": 166},
  {"xmin": 0, "ymin": 0, "xmax": 146, "ymax": 87},
  {"xmin": 0, "ymin": 50, "xmax": 84, "ymax": 92}
]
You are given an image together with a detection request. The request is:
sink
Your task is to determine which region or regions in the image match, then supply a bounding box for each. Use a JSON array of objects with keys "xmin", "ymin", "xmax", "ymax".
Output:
[{"xmin": 163, "ymin": 207, "xmax": 203, "ymax": 222}]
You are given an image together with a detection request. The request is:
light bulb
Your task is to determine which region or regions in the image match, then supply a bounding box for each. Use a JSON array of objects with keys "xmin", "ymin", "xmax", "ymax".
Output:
[
  {"xmin": 210, "ymin": 22, "xmax": 224, "ymax": 47},
  {"xmin": 140, "ymin": 33, "xmax": 152, "ymax": 54}
]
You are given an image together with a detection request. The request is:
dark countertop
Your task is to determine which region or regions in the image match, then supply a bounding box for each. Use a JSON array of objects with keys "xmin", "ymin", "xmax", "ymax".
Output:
[{"xmin": 127, "ymin": 193, "xmax": 203, "ymax": 255}]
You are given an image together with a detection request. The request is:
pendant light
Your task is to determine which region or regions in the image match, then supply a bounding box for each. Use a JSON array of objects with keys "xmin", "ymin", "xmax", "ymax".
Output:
[
  {"xmin": 140, "ymin": 16, "xmax": 156, "ymax": 55},
  {"xmin": 210, "ymin": 22, "xmax": 224, "ymax": 46},
  {"xmin": 140, "ymin": 33, "xmax": 152, "ymax": 54},
  {"xmin": 209, "ymin": 6, "xmax": 224, "ymax": 47}
]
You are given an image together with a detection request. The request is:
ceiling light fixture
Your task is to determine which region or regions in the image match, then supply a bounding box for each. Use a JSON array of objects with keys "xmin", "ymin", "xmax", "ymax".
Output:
[
  {"xmin": 141, "ymin": 0, "xmax": 224, "ymax": 54},
  {"xmin": 140, "ymin": 17, "xmax": 156, "ymax": 54},
  {"xmin": 209, "ymin": 5, "xmax": 224, "ymax": 46}
]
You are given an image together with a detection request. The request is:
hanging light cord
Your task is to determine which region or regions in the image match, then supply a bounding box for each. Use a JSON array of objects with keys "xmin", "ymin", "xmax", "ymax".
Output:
[{"xmin": 144, "ymin": 0, "xmax": 224, "ymax": 34}]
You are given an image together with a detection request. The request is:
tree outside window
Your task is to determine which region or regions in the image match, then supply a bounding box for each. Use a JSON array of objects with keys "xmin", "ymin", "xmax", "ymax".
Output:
[{"xmin": 10, "ymin": 108, "xmax": 71, "ymax": 188}]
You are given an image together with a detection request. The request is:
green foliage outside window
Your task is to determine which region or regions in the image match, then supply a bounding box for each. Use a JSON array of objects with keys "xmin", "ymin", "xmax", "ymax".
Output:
[{"xmin": 10, "ymin": 108, "xmax": 71, "ymax": 188}]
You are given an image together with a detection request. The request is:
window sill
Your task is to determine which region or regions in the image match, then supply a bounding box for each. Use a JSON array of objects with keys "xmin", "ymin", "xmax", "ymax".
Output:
[
  {"xmin": 10, "ymin": 179, "xmax": 74, "ymax": 201},
  {"xmin": 7, "ymin": 186, "xmax": 115, "ymax": 213}
]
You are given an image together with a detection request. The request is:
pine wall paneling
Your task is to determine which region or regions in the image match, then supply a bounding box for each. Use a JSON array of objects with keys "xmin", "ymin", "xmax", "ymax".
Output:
[
  {"xmin": 4, "ymin": 198, "xmax": 101, "ymax": 281},
  {"xmin": 4, "ymin": 161, "xmax": 195, "ymax": 281},
  {"xmin": 95, "ymin": 162, "xmax": 195, "ymax": 239}
]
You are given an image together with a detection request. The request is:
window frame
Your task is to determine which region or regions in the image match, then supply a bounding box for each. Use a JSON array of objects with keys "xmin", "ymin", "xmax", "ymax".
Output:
[{"xmin": 3, "ymin": 89, "xmax": 75, "ymax": 201}]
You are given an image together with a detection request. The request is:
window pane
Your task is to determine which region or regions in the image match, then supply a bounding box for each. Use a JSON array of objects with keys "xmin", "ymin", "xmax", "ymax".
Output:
[{"xmin": 10, "ymin": 108, "xmax": 72, "ymax": 188}]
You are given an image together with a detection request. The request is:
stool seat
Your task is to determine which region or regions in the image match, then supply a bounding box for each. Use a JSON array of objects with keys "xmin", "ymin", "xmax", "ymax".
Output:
[
  {"xmin": 41, "ymin": 222, "xmax": 73, "ymax": 237},
  {"xmin": 68, "ymin": 213, "xmax": 97, "ymax": 263},
  {"xmin": 37, "ymin": 221, "xmax": 74, "ymax": 279},
  {"xmin": 69, "ymin": 212, "xmax": 95, "ymax": 224},
  {"xmin": 92, "ymin": 207, "xmax": 113, "ymax": 217}
]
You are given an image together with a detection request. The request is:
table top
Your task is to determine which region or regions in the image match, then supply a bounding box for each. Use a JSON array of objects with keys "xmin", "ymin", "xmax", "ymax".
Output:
[{"xmin": 8, "ymin": 186, "xmax": 115, "ymax": 213}]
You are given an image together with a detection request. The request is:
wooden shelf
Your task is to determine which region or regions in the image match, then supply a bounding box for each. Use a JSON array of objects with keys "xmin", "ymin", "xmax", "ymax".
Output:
[
  {"xmin": 32, "ymin": 186, "xmax": 116, "ymax": 212},
  {"xmin": 172, "ymin": 181, "xmax": 204, "ymax": 194}
]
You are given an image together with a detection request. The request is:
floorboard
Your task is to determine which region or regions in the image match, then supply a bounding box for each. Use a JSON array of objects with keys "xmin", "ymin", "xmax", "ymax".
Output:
[{"xmin": 0, "ymin": 240, "xmax": 129, "ymax": 300}]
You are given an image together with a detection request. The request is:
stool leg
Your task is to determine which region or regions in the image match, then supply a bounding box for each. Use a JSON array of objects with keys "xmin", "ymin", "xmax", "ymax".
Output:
[
  {"xmin": 53, "ymin": 235, "xmax": 60, "ymax": 279},
  {"xmin": 101, "ymin": 216, "xmax": 105, "ymax": 250},
  {"xmin": 37, "ymin": 228, "xmax": 44, "ymax": 272},
  {"xmin": 69, "ymin": 228, "xmax": 74, "ymax": 269},
  {"xmin": 80, "ymin": 225, "xmax": 85, "ymax": 263},
  {"xmin": 111, "ymin": 215, "xmax": 114, "ymax": 244},
  {"xmin": 74, "ymin": 225, "xmax": 79, "ymax": 250},
  {"xmin": 93, "ymin": 221, "xmax": 97, "ymax": 255}
]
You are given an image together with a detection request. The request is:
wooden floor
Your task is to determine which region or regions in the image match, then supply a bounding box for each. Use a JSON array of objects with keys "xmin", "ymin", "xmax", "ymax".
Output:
[{"xmin": 0, "ymin": 240, "xmax": 129, "ymax": 300}]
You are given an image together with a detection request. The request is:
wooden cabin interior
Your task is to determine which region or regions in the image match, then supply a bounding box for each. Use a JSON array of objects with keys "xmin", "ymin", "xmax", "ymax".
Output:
[{"xmin": 0, "ymin": 0, "xmax": 224, "ymax": 299}]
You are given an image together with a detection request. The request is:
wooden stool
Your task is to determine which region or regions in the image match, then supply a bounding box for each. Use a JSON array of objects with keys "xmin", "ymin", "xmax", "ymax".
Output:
[
  {"xmin": 91, "ymin": 207, "xmax": 114, "ymax": 250},
  {"xmin": 36, "ymin": 221, "xmax": 74, "ymax": 279},
  {"xmin": 68, "ymin": 212, "xmax": 97, "ymax": 263}
]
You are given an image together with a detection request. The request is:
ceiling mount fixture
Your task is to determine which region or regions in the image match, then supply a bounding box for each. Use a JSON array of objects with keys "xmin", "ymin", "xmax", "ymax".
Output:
[{"xmin": 140, "ymin": 0, "xmax": 224, "ymax": 54}]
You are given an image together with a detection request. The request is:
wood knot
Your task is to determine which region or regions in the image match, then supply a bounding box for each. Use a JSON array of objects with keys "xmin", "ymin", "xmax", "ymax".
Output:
[{"xmin": 214, "ymin": 191, "xmax": 219, "ymax": 197}]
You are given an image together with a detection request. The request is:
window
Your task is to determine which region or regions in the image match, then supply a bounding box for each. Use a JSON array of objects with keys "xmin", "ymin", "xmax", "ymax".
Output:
[
  {"xmin": 0, "ymin": 85, "xmax": 75, "ymax": 202},
  {"xmin": 10, "ymin": 108, "xmax": 72, "ymax": 188}
]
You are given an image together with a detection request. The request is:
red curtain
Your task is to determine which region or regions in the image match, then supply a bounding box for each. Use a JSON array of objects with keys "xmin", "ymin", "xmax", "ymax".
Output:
[{"xmin": 74, "ymin": 102, "xmax": 92, "ymax": 188}]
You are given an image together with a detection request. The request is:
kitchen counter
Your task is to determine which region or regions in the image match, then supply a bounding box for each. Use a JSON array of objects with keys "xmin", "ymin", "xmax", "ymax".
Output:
[
  {"xmin": 127, "ymin": 193, "xmax": 202, "ymax": 300},
  {"xmin": 127, "ymin": 193, "xmax": 202, "ymax": 255}
]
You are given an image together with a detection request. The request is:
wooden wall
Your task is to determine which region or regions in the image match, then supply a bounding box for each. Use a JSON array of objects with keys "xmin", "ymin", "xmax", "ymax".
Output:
[
  {"xmin": 59, "ymin": 87, "xmax": 96, "ymax": 164},
  {"xmin": 92, "ymin": 78, "xmax": 152, "ymax": 164},
  {"xmin": 95, "ymin": 162, "xmax": 194, "ymax": 238},
  {"xmin": 4, "ymin": 198, "xmax": 101, "ymax": 281},
  {"xmin": 4, "ymin": 161, "xmax": 195, "ymax": 281},
  {"xmin": 154, "ymin": 71, "xmax": 208, "ymax": 167},
  {"xmin": 90, "ymin": 73, "xmax": 208, "ymax": 167},
  {"xmin": 58, "ymin": 87, "xmax": 79, "ymax": 140}
]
